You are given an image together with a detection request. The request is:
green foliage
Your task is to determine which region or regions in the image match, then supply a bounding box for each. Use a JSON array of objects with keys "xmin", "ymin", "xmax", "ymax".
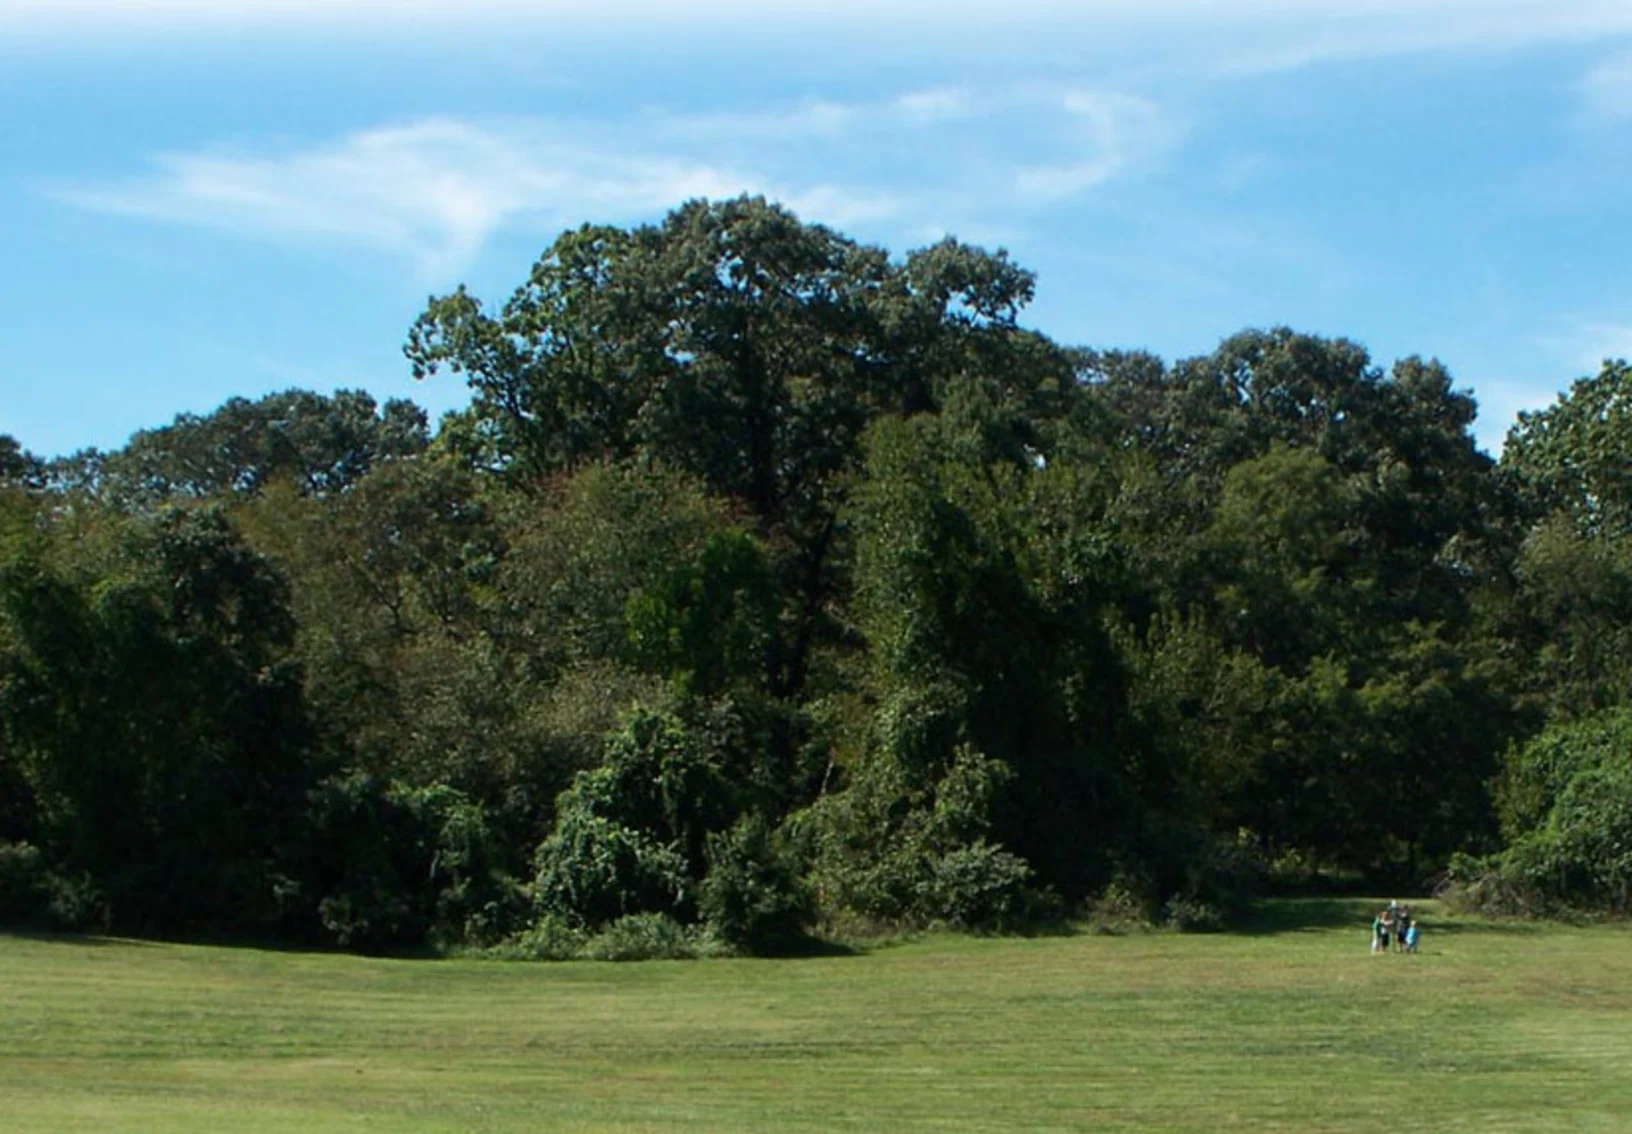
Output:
[
  {"xmin": 626, "ymin": 529, "xmax": 777, "ymax": 696},
  {"xmin": 917, "ymin": 841, "xmax": 1036, "ymax": 930},
  {"xmin": 0, "ymin": 435, "xmax": 42, "ymax": 487},
  {"xmin": 83, "ymin": 388, "xmax": 428, "ymax": 507},
  {"xmin": 1162, "ymin": 829, "xmax": 1265, "ymax": 931},
  {"xmin": 13, "ymin": 201, "xmax": 1630, "ymax": 944},
  {"xmin": 488, "ymin": 913, "xmax": 587, "ymax": 961},
  {"xmin": 533, "ymin": 807, "xmax": 694, "ymax": 929},
  {"xmin": 500, "ymin": 461, "xmax": 733, "ymax": 667},
  {"xmin": 409, "ymin": 199, "xmax": 885, "ymax": 504},
  {"xmin": 1492, "ymin": 361, "xmax": 1632, "ymax": 723},
  {"xmin": 699, "ymin": 816, "xmax": 813, "ymax": 952},
  {"xmin": 408, "ymin": 197, "xmax": 1077, "ymax": 705},
  {"xmin": 845, "ymin": 410, "xmax": 1131, "ymax": 898},
  {"xmin": 296, "ymin": 772, "xmax": 434, "ymax": 950},
  {"xmin": 580, "ymin": 912, "xmax": 714, "ymax": 961},
  {"xmin": 1452, "ymin": 708, "xmax": 1632, "ymax": 915},
  {"xmin": 284, "ymin": 773, "xmax": 527, "ymax": 950},
  {"xmin": 1498, "ymin": 705, "xmax": 1632, "ymax": 839},
  {"xmin": 530, "ymin": 700, "xmax": 817, "ymax": 951},
  {"xmin": 0, "ymin": 841, "xmax": 108, "ymax": 934},
  {"xmin": 0, "ymin": 841, "xmax": 47, "ymax": 925},
  {"xmin": 530, "ymin": 708, "xmax": 719, "ymax": 927},
  {"xmin": 805, "ymin": 741, "xmax": 1036, "ymax": 929},
  {"xmin": 0, "ymin": 506, "xmax": 320, "ymax": 936},
  {"xmin": 1508, "ymin": 513, "xmax": 1632, "ymax": 716},
  {"xmin": 1541, "ymin": 765, "xmax": 1632, "ymax": 907},
  {"xmin": 1505, "ymin": 359, "xmax": 1632, "ymax": 535}
]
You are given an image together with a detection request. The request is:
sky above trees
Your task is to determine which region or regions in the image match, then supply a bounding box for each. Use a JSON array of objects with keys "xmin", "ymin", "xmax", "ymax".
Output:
[{"xmin": 4, "ymin": 0, "xmax": 1631, "ymax": 456}]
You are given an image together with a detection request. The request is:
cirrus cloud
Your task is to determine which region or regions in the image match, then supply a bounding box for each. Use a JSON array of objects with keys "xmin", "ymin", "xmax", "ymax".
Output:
[
  {"xmin": 53, "ymin": 119, "xmax": 756, "ymax": 276},
  {"xmin": 49, "ymin": 86, "xmax": 1171, "ymax": 277}
]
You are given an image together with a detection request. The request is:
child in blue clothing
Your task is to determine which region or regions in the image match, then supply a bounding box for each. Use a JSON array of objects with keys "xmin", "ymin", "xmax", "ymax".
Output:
[{"xmin": 1404, "ymin": 919, "xmax": 1419, "ymax": 953}]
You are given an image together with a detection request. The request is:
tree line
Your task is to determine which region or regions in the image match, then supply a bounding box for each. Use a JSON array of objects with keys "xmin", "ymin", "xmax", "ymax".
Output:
[{"xmin": 2, "ymin": 198, "xmax": 1628, "ymax": 953}]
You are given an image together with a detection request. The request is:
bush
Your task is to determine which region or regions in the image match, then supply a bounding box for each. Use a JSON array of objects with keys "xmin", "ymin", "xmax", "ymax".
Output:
[
  {"xmin": 1084, "ymin": 878, "xmax": 1155, "ymax": 935},
  {"xmin": 1131, "ymin": 821, "xmax": 1263, "ymax": 930},
  {"xmin": 296, "ymin": 772, "xmax": 435, "ymax": 951},
  {"xmin": 1460, "ymin": 709, "xmax": 1632, "ymax": 917},
  {"xmin": 1174, "ymin": 831, "xmax": 1263, "ymax": 925},
  {"xmin": 1162, "ymin": 896, "xmax": 1226, "ymax": 932},
  {"xmin": 40, "ymin": 866, "xmax": 110, "ymax": 933},
  {"xmin": 534, "ymin": 810, "xmax": 693, "ymax": 928},
  {"xmin": 699, "ymin": 817, "xmax": 813, "ymax": 953},
  {"xmin": 0, "ymin": 841, "xmax": 48, "ymax": 926},
  {"xmin": 917, "ymin": 841, "xmax": 1033, "ymax": 930},
  {"xmin": 1439, "ymin": 851, "xmax": 1545, "ymax": 918},
  {"xmin": 0, "ymin": 842, "xmax": 110, "ymax": 933},
  {"xmin": 416, "ymin": 788, "xmax": 530, "ymax": 946},
  {"xmin": 581, "ymin": 913, "xmax": 711, "ymax": 961},
  {"xmin": 488, "ymin": 914, "xmax": 588, "ymax": 961},
  {"xmin": 804, "ymin": 740, "xmax": 1043, "ymax": 931}
]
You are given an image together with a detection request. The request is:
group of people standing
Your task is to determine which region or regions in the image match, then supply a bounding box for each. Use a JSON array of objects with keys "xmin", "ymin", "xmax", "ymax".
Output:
[{"xmin": 1371, "ymin": 901, "xmax": 1419, "ymax": 954}]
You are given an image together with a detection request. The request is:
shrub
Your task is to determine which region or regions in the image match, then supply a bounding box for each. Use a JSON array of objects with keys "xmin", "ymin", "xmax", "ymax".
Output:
[
  {"xmin": 1085, "ymin": 878, "xmax": 1154, "ymax": 935},
  {"xmin": 488, "ymin": 914, "xmax": 587, "ymax": 961},
  {"xmin": 699, "ymin": 817, "xmax": 813, "ymax": 953},
  {"xmin": 1439, "ymin": 851, "xmax": 1545, "ymax": 918},
  {"xmin": 917, "ymin": 841, "xmax": 1033, "ymax": 930},
  {"xmin": 416, "ymin": 787, "xmax": 530, "ymax": 946},
  {"xmin": 41, "ymin": 867, "xmax": 110, "ymax": 933},
  {"xmin": 804, "ymin": 740, "xmax": 1042, "ymax": 931},
  {"xmin": 0, "ymin": 841, "xmax": 48, "ymax": 926},
  {"xmin": 1174, "ymin": 831, "xmax": 1263, "ymax": 925},
  {"xmin": 1460, "ymin": 708, "xmax": 1632, "ymax": 917},
  {"xmin": 1162, "ymin": 896, "xmax": 1226, "ymax": 932},
  {"xmin": 297, "ymin": 772, "xmax": 435, "ymax": 951},
  {"xmin": 581, "ymin": 913, "xmax": 710, "ymax": 961},
  {"xmin": 533, "ymin": 810, "xmax": 692, "ymax": 927}
]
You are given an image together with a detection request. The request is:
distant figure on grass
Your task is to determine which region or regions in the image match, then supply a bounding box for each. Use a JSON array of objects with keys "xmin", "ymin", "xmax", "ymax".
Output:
[
  {"xmin": 1371, "ymin": 908, "xmax": 1392, "ymax": 954},
  {"xmin": 1369, "ymin": 903, "xmax": 1422, "ymax": 956}
]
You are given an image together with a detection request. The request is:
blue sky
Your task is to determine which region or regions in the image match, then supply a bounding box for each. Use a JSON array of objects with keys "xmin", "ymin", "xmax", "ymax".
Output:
[{"xmin": 4, "ymin": 1, "xmax": 1632, "ymax": 457}]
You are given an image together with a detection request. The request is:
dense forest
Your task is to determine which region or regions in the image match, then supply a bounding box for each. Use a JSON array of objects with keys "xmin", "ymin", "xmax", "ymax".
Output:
[{"xmin": 3, "ymin": 198, "xmax": 1630, "ymax": 953}]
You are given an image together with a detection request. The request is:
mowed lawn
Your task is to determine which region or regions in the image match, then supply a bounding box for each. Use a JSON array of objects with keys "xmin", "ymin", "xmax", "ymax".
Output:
[{"xmin": 3, "ymin": 901, "xmax": 1631, "ymax": 1133}]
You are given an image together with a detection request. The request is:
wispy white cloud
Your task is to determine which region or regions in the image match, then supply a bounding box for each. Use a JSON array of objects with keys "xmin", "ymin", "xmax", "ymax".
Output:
[
  {"xmin": 1205, "ymin": 2, "xmax": 1632, "ymax": 77},
  {"xmin": 1015, "ymin": 91, "xmax": 1169, "ymax": 203},
  {"xmin": 52, "ymin": 85, "xmax": 1166, "ymax": 277},
  {"xmin": 53, "ymin": 118, "xmax": 754, "ymax": 277}
]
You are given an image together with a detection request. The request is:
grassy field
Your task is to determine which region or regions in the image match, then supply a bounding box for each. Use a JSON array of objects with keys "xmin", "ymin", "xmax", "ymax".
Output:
[{"xmin": 3, "ymin": 900, "xmax": 1631, "ymax": 1132}]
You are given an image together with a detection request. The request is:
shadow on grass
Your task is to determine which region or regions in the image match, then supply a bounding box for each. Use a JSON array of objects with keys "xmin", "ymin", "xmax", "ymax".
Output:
[
  {"xmin": 1238, "ymin": 897, "xmax": 1384, "ymax": 935},
  {"xmin": 759, "ymin": 935, "xmax": 861, "ymax": 958},
  {"xmin": 0, "ymin": 925, "xmax": 440, "ymax": 958},
  {"xmin": 0, "ymin": 929, "xmax": 159, "ymax": 948},
  {"xmin": 3, "ymin": 923, "xmax": 867, "ymax": 962}
]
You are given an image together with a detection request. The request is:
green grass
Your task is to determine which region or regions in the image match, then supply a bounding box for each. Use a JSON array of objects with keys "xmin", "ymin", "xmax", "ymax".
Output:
[{"xmin": 4, "ymin": 900, "xmax": 1632, "ymax": 1132}]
